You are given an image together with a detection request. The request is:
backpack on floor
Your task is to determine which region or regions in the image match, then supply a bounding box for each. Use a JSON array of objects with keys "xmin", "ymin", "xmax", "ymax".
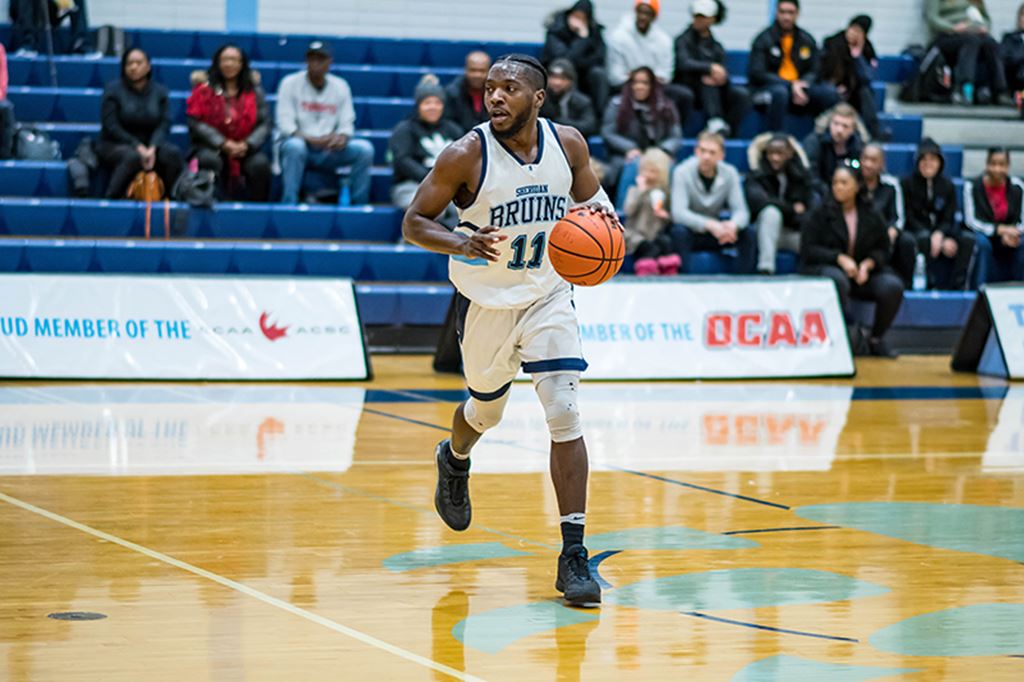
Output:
[
  {"xmin": 15, "ymin": 126, "xmax": 61, "ymax": 161},
  {"xmin": 899, "ymin": 44, "xmax": 953, "ymax": 103}
]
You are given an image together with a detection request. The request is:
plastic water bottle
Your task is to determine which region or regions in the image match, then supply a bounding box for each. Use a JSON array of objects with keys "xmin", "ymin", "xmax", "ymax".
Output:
[{"xmin": 913, "ymin": 253, "xmax": 927, "ymax": 291}]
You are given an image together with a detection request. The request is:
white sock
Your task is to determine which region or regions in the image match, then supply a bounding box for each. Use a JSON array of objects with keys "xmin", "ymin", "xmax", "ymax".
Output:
[
  {"xmin": 450, "ymin": 445, "xmax": 470, "ymax": 460},
  {"xmin": 560, "ymin": 513, "xmax": 586, "ymax": 525}
]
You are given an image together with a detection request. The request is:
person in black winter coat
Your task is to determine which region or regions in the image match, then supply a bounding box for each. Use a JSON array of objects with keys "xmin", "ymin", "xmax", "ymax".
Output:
[
  {"xmin": 800, "ymin": 164, "xmax": 904, "ymax": 357},
  {"xmin": 541, "ymin": 0, "xmax": 609, "ymax": 112},
  {"xmin": 98, "ymin": 48, "xmax": 184, "ymax": 199},
  {"xmin": 900, "ymin": 138, "xmax": 974, "ymax": 290},
  {"xmin": 819, "ymin": 16, "xmax": 881, "ymax": 138},
  {"xmin": 963, "ymin": 148, "xmax": 1024, "ymax": 284},
  {"xmin": 1002, "ymin": 4, "xmax": 1024, "ymax": 95},
  {"xmin": 445, "ymin": 51, "xmax": 492, "ymax": 135},
  {"xmin": 539, "ymin": 59, "xmax": 598, "ymax": 138},
  {"xmin": 802, "ymin": 103, "xmax": 864, "ymax": 196},
  {"xmin": 672, "ymin": 0, "xmax": 750, "ymax": 138},
  {"xmin": 390, "ymin": 76, "xmax": 463, "ymax": 226},
  {"xmin": 746, "ymin": 132, "xmax": 816, "ymax": 273},
  {"xmin": 748, "ymin": 0, "xmax": 840, "ymax": 132}
]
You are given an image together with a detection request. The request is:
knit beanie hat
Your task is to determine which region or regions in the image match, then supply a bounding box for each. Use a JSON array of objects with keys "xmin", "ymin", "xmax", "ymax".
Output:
[
  {"xmin": 414, "ymin": 74, "xmax": 446, "ymax": 105},
  {"xmin": 548, "ymin": 58, "xmax": 578, "ymax": 83},
  {"xmin": 636, "ymin": 0, "xmax": 659, "ymax": 17},
  {"xmin": 849, "ymin": 15, "xmax": 873, "ymax": 35}
]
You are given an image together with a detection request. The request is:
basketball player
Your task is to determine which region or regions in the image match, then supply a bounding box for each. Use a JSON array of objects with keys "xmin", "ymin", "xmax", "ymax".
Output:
[{"xmin": 402, "ymin": 54, "xmax": 619, "ymax": 607}]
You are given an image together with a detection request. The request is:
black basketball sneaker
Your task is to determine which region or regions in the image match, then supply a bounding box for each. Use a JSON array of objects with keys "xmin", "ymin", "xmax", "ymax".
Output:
[
  {"xmin": 555, "ymin": 544, "xmax": 601, "ymax": 606},
  {"xmin": 434, "ymin": 439, "xmax": 471, "ymax": 531}
]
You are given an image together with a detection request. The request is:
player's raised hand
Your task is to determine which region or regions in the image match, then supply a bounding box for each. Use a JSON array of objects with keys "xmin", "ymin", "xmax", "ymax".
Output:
[{"xmin": 462, "ymin": 226, "xmax": 508, "ymax": 262}]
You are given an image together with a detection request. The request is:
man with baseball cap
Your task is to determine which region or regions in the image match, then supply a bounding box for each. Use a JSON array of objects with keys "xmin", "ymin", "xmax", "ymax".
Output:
[
  {"xmin": 276, "ymin": 40, "xmax": 375, "ymax": 205},
  {"xmin": 672, "ymin": 0, "xmax": 751, "ymax": 137},
  {"xmin": 539, "ymin": 58, "xmax": 599, "ymax": 137}
]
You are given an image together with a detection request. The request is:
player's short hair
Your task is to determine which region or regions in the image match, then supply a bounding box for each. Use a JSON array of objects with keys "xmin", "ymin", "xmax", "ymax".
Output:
[
  {"xmin": 697, "ymin": 130, "xmax": 725, "ymax": 151},
  {"xmin": 492, "ymin": 54, "xmax": 548, "ymax": 92}
]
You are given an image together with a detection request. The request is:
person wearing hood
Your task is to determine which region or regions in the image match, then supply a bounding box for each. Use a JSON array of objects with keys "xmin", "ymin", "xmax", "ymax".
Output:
[
  {"xmin": 926, "ymin": 0, "xmax": 1009, "ymax": 105},
  {"xmin": 745, "ymin": 132, "xmax": 816, "ymax": 274},
  {"xmin": 802, "ymin": 103, "xmax": 864, "ymax": 197},
  {"xmin": 672, "ymin": 0, "xmax": 751, "ymax": 138},
  {"xmin": 541, "ymin": 1, "xmax": 609, "ymax": 112},
  {"xmin": 540, "ymin": 59, "xmax": 599, "ymax": 138},
  {"xmin": 276, "ymin": 41, "xmax": 375, "ymax": 205},
  {"xmin": 389, "ymin": 76, "xmax": 463, "ymax": 226},
  {"xmin": 800, "ymin": 164, "xmax": 904, "ymax": 358},
  {"xmin": 900, "ymin": 138, "xmax": 974, "ymax": 289},
  {"xmin": 860, "ymin": 143, "xmax": 915, "ymax": 288},
  {"xmin": 964, "ymin": 147, "xmax": 1024, "ymax": 285},
  {"xmin": 98, "ymin": 47, "xmax": 184, "ymax": 199},
  {"xmin": 748, "ymin": 0, "xmax": 839, "ymax": 133},
  {"xmin": 819, "ymin": 15, "xmax": 882, "ymax": 138},
  {"xmin": 445, "ymin": 51, "xmax": 492, "ymax": 134}
]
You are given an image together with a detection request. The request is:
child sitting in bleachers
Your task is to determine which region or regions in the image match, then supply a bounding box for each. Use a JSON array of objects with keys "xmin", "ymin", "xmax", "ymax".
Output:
[{"xmin": 623, "ymin": 148, "xmax": 679, "ymax": 276}]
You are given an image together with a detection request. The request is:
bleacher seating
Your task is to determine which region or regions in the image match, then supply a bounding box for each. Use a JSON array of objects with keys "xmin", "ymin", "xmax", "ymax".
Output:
[{"xmin": 0, "ymin": 23, "xmax": 975, "ymax": 335}]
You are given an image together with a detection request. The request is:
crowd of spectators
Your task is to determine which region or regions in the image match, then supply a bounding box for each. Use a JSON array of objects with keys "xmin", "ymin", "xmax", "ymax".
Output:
[{"xmin": 5, "ymin": 0, "xmax": 1024, "ymax": 355}]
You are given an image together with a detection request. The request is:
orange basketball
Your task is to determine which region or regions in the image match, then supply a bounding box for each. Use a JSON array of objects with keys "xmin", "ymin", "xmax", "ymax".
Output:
[{"xmin": 547, "ymin": 208, "xmax": 625, "ymax": 286}]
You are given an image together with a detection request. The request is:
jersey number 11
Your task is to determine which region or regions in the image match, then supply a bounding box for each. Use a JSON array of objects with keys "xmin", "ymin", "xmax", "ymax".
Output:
[{"xmin": 507, "ymin": 232, "xmax": 546, "ymax": 270}]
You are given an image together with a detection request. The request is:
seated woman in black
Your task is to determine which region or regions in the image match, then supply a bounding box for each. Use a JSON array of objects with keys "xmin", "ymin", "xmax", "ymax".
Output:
[
  {"xmin": 800, "ymin": 164, "xmax": 905, "ymax": 358},
  {"xmin": 98, "ymin": 48, "xmax": 184, "ymax": 198}
]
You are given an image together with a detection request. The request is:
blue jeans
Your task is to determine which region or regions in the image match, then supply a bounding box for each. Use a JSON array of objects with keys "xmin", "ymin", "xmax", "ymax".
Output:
[
  {"xmin": 972, "ymin": 230, "xmax": 1024, "ymax": 288},
  {"xmin": 758, "ymin": 82, "xmax": 840, "ymax": 132},
  {"xmin": 279, "ymin": 136, "xmax": 375, "ymax": 205}
]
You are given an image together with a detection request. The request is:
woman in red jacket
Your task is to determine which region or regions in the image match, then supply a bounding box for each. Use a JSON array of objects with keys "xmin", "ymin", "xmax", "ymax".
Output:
[{"xmin": 186, "ymin": 44, "xmax": 271, "ymax": 201}]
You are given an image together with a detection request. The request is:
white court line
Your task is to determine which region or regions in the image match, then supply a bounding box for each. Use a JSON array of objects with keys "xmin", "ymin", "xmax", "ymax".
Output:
[{"xmin": 0, "ymin": 491, "xmax": 485, "ymax": 682}]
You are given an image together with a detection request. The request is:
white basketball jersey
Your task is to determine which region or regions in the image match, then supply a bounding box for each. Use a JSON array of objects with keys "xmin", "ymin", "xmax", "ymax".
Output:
[{"xmin": 449, "ymin": 119, "xmax": 573, "ymax": 309}]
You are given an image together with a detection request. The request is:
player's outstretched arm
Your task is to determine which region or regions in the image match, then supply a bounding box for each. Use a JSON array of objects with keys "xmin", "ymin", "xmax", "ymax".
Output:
[
  {"xmin": 402, "ymin": 135, "xmax": 508, "ymax": 262},
  {"xmin": 554, "ymin": 123, "xmax": 622, "ymax": 229}
]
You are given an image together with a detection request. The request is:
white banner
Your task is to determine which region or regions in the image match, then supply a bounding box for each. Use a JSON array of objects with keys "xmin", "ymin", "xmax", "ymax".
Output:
[
  {"xmin": 985, "ymin": 286, "xmax": 1024, "ymax": 379},
  {"xmin": 0, "ymin": 274, "xmax": 370, "ymax": 380},
  {"xmin": 571, "ymin": 278, "xmax": 854, "ymax": 380}
]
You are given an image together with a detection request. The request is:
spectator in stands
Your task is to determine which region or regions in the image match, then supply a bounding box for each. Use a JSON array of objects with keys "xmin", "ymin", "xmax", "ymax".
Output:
[
  {"xmin": 803, "ymin": 103, "xmax": 864, "ymax": 196},
  {"xmin": 800, "ymin": 164, "xmax": 904, "ymax": 357},
  {"xmin": 819, "ymin": 15, "xmax": 883, "ymax": 138},
  {"xmin": 1001, "ymin": 3, "xmax": 1024, "ymax": 102},
  {"xmin": 748, "ymin": 0, "xmax": 839, "ymax": 133},
  {"xmin": 601, "ymin": 65, "xmax": 682, "ymax": 189},
  {"xmin": 445, "ymin": 51, "xmax": 491, "ymax": 134},
  {"xmin": 389, "ymin": 75, "xmax": 462, "ymax": 225},
  {"xmin": 97, "ymin": 48, "xmax": 184, "ymax": 199},
  {"xmin": 606, "ymin": 0, "xmax": 692, "ymax": 124},
  {"xmin": 964, "ymin": 147, "xmax": 1024, "ymax": 284},
  {"xmin": 745, "ymin": 132, "xmax": 815, "ymax": 274},
  {"xmin": 277, "ymin": 41, "xmax": 375, "ymax": 206},
  {"xmin": 926, "ymin": 0, "xmax": 1009, "ymax": 105},
  {"xmin": 540, "ymin": 59, "xmax": 598, "ymax": 138},
  {"xmin": 541, "ymin": 1, "xmax": 609, "ymax": 112},
  {"xmin": 670, "ymin": 130, "xmax": 754, "ymax": 274},
  {"xmin": 9, "ymin": 0, "xmax": 96, "ymax": 56},
  {"xmin": 672, "ymin": 0, "xmax": 751, "ymax": 138},
  {"xmin": 860, "ymin": 143, "xmax": 916, "ymax": 288},
  {"xmin": 187, "ymin": 44, "xmax": 271, "ymax": 201},
  {"xmin": 0, "ymin": 42, "xmax": 13, "ymax": 160},
  {"xmin": 624, "ymin": 148, "xmax": 679, "ymax": 275},
  {"xmin": 901, "ymin": 138, "xmax": 974, "ymax": 289}
]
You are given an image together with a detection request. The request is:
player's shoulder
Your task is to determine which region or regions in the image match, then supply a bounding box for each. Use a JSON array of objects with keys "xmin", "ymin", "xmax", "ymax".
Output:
[
  {"xmin": 546, "ymin": 120, "xmax": 588, "ymax": 163},
  {"xmin": 430, "ymin": 128, "xmax": 485, "ymax": 182}
]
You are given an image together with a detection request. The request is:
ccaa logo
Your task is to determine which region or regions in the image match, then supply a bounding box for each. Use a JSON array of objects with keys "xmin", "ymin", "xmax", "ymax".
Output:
[{"xmin": 259, "ymin": 312, "xmax": 289, "ymax": 342}]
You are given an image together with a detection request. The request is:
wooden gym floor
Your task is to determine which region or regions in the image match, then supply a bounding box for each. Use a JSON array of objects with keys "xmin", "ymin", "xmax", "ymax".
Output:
[{"xmin": 1, "ymin": 356, "xmax": 1023, "ymax": 680}]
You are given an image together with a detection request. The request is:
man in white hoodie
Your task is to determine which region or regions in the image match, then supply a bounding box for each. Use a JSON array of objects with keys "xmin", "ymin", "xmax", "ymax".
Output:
[
  {"xmin": 276, "ymin": 41, "xmax": 375, "ymax": 205},
  {"xmin": 606, "ymin": 1, "xmax": 692, "ymax": 127}
]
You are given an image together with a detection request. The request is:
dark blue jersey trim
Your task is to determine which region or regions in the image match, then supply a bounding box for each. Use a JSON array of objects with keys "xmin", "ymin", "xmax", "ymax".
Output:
[
  {"xmin": 546, "ymin": 119, "xmax": 571, "ymax": 168},
  {"xmin": 468, "ymin": 381, "xmax": 513, "ymax": 402},
  {"xmin": 521, "ymin": 358, "xmax": 589, "ymax": 373},
  {"xmin": 491, "ymin": 120, "xmax": 544, "ymax": 167}
]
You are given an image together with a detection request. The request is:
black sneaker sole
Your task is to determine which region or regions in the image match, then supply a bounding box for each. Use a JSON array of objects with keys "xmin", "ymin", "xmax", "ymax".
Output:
[{"xmin": 564, "ymin": 583, "xmax": 601, "ymax": 606}]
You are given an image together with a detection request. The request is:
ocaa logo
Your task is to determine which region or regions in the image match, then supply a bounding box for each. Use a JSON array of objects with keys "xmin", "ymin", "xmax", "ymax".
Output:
[
  {"xmin": 704, "ymin": 310, "xmax": 829, "ymax": 349},
  {"xmin": 259, "ymin": 312, "xmax": 289, "ymax": 342}
]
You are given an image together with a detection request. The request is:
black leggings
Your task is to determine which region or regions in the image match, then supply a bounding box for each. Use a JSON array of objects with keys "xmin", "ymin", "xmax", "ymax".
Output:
[
  {"xmin": 633, "ymin": 234, "xmax": 674, "ymax": 260},
  {"xmin": 98, "ymin": 142, "xmax": 185, "ymax": 199},
  {"xmin": 805, "ymin": 264, "xmax": 905, "ymax": 339}
]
